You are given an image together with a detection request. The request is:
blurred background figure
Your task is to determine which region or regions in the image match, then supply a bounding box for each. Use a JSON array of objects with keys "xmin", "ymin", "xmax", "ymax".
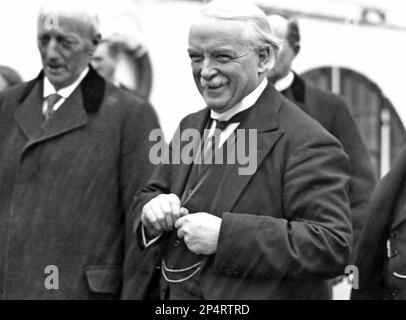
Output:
[
  {"xmin": 0, "ymin": 65, "xmax": 23, "ymax": 92},
  {"xmin": 352, "ymin": 143, "xmax": 406, "ymax": 300},
  {"xmin": 95, "ymin": 0, "xmax": 153, "ymax": 100},
  {"xmin": 92, "ymin": 40, "xmax": 119, "ymax": 84},
  {"xmin": 267, "ymin": 14, "xmax": 376, "ymax": 263},
  {"xmin": 91, "ymin": 33, "xmax": 153, "ymax": 99}
]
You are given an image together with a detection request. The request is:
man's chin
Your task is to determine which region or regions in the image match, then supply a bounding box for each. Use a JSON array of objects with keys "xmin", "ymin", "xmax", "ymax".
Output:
[
  {"xmin": 206, "ymin": 101, "xmax": 233, "ymax": 114},
  {"xmin": 45, "ymin": 73, "xmax": 68, "ymax": 90}
]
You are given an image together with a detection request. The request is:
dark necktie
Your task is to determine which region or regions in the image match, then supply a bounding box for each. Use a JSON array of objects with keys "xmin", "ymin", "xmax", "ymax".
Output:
[
  {"xmin": 199, "ymin": 106, "xmax": 253, "ymax": 170},
  {"xmin": 212, "ymin": 106, "xmax": 253, "ymax": 131},
  {"xmin": 44, "ymin": 93, "xmax": 62, "ymax": 120},
  {"xmin": 185, "ymin": 106, "xmax": 254, "ymax": 204}
]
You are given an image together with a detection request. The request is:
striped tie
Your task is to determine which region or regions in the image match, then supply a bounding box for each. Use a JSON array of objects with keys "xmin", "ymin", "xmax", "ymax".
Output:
[{"xmin": 44, "ymin": 93, "xmax": 62, "ymax": 120}]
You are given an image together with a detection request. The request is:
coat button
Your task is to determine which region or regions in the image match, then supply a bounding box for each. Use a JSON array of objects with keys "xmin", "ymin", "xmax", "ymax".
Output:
[
  {"xmin": 225, "ymin": 268, "xmax": 231, "ymax": 275},
  {"xmin": 392, "ymin": 250, "xmax": 399, "ymax": 258},
  {"xmin": 174, "ymin": 240, "xmax": 181, "ymax": 248},
  {"xmin": 391, "ymin": 231, "xmax": 398, "ymax": 238}
]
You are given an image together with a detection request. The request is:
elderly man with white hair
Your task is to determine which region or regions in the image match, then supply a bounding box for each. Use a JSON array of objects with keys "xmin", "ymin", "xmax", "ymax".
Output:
[
  {"xmin": 0, "ymin": 1, "xmax": 160, "ymax": 299},
  {"xmin": 122, "ymin": 0, "xmax": 351, "ymax": 300}
]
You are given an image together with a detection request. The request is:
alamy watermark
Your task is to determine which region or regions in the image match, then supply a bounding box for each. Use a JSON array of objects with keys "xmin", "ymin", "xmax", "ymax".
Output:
[
  {"xmin": 44, "ymin": 14, "xmax": 59, "ymax": 31},
  {"xmin": 41, "ymin": 264, "xmax": 359, "ymax": 293},
  {"xmin": 149, "ymin": 129, "xmax": 258, "ymax": 176},
  {"xmin": 344, "ymin": 265, "xmax": 359, "ymax": 290},
  {"xmin": 44, "ymin": 265, "xmax": 59, "ymax": 290}
]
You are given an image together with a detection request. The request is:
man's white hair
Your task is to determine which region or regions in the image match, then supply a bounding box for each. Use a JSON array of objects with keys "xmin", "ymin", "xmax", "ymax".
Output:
[
  {"xmin": 38, "ymin": 0, "xmax": 101, "ymax": 36},
  {"xmin": 199, "ymin": 0, "xmax": 281, "ymax": 70}
]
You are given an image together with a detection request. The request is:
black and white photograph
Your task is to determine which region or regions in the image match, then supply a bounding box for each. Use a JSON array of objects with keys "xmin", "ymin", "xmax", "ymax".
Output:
[{"xmin": 0, "ymin": 0, "xmax": 404, "ymax": 307}]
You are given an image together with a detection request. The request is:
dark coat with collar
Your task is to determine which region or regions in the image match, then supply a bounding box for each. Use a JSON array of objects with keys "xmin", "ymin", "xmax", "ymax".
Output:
[
  {"xmin": 352, "ymin": 145, "xmax": 406, "ymax": 300},
  {"xmin": 0, "ymin": 67, "xmax": 160, "ymax": 299},
  {"xmin": 282, "ymin": 74, "xmax": 376, "ymax": 258},
  {"xmin": 122, "ymin": 83, "xmax": 352, "ymax": 300}
]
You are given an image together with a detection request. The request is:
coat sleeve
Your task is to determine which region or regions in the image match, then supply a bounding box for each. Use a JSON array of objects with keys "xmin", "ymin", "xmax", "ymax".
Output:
[
  {"xmin": 125, "ymin": 121, "xmax": 184, "ymax": 246},
  {"xmin": 214, "ymin": 134, "xmax": 352, "ymax": 280},
  {"xmin": 120, "ymin": 100, "xmax": 164, "ymax": 248},
  {"xmin": 330, "ymin": 98, "xmax": 377, "ymax": 259},
  {"xmin": 121, "ymin": 123, "xmax": 177, "ymax": 300}
]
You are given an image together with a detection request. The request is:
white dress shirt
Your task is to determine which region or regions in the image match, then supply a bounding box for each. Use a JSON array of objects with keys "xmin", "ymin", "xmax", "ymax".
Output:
[
  {"xmin": 42, "ymin": 67, "xmax": 89, "ymax": 116},
  {"xmin": 274, "ymin": 71, "xmax": 294, "ymax": 93},
  {"xmin": 209, "ymin": 77, "xmax": 268, "ymax": 147}
]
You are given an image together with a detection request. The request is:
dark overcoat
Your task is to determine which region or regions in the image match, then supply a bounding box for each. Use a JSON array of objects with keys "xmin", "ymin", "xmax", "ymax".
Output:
[
  {"xmin": 352, "ymin": 145, "xmax": 406, "ymax": 299},
  {"xmin": 283, "ymin": 74, "xmax": 376, "ymax": 256}
]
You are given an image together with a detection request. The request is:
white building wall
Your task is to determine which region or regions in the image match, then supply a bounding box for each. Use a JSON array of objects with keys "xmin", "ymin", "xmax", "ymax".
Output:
[{"xmin": 1, "ymin": 0, "xmax": 406, "ymax": 139}]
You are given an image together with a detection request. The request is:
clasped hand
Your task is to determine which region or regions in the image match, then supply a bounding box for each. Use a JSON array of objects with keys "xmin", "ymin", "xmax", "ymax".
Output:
[{"xmin": 141, "ymin": 194, "xmax": 221, "ymax": 255}]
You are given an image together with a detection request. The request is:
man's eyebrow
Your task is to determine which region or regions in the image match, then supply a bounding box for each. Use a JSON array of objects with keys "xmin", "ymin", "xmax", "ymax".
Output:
[
  {"xmin": 212, "ymin": 48, "xmax": 235, "ymax": 54},
  {"xmin": 213, "ymin": 48, "xmax": 235, "ymax": 53},
  {"xmin": 187, "ymin": 47, "xmax": 236, "ymax": 54},
  {"xmin": 187, "ymin": 48, "xmax": 201, "ymax": 54},
  {"xmin": 55, "ymin": 33, "xmax": 81, "ymax": 42},
  {"xmin": 60, "ymin": 35, "xmax": 78, "ymax": 40}
]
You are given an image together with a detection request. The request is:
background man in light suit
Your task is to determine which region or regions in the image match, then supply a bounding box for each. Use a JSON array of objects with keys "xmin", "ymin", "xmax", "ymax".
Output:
[
  {"xmin": 122, "ymin": 0, "xmax": 352, "ymax": 300},
  {"xmin": 0, "ymin": 1, "xmax": 160, "ymax": 299},
  {"xmin": 267, "ymin": 14, "xmax": 376, "ymax": 258}
]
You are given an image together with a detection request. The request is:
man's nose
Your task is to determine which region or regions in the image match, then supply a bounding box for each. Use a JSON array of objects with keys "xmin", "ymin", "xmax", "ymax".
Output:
[
  {"xmin": 200, "ymin": 58, "xmax": 217, "ymax": 79},
  {"xmin": 45, "ymin": 39, "xmax": 59, "ymax": 60}
]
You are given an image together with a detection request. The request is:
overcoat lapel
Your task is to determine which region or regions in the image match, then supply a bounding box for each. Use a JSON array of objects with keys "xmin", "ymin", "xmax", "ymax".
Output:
[
  {"xmin": 14, "ymin": 78, "xmax": 45, "ymax": 143},
  {"xmin": 34, "ymin": 88, "xmax": 87, "ymax": 144},
  {"xmin": 14, "ymin": 66, "xmax": 105, "ymax": 153},
  {"xmin": 171, "ymin": 108, "xmax": 211, "ymax": 196}
]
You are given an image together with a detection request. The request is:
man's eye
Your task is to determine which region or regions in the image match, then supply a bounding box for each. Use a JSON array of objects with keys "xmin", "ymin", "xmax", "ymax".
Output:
[
  {"xmin": 61, "ymin": 40, "xmax": 72, "ymax": 48},
  {"xmin": 190, "ymin": 55, "xmax": 203, "ymax": 63},
  {"xmin": 217, "ymin": 55, "xmax": 232, "ymax": 63},
  {"xmin": 57, "ymin": 37, "xmax": 74, "ymax": 48},
  {"xmin": 39, "ymin": 36, "xmax": 50, "ymax": 46}
]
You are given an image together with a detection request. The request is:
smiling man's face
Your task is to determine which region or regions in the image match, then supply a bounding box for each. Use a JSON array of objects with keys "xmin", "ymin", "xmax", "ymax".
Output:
[
  {"xmin": 37, "ymin": 14, "xmax": 97, "ymax": 90},
  {"xmin": 188, "ymin": 17, "xmax": 264, "ymax": 113}
]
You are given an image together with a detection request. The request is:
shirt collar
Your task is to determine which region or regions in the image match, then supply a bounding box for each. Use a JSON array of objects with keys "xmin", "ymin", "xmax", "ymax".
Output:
[
  {"xmin": 43, "ymin": 67, "xmax": 90, "ymax": 99},
  {"xmin": 211, "ymin": 78, "xmax": 268, "ymax": 122},
  {"xmin": 274, "ymin": 71, "xmax": 295, "ymax": 92}
]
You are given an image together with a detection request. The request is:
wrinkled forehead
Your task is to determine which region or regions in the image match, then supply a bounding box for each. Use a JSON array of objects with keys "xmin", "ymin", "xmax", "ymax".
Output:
[
  {"xmin": 37, "ymin": 12, "xmax": 95, "ymax": 39},
  {"xmin": 189, "ymin": 16, "xmax": 252, "ymax": 48}
]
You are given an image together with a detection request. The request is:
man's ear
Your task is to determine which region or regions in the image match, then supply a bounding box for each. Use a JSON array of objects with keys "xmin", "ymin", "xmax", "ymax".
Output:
[
  {"xmin": 89, "ymin": 34, "xmax": 102, "ymax": 56},
  {"xmin": 257, "ymin": 44, "xmax": 272, "ymax": 74}
]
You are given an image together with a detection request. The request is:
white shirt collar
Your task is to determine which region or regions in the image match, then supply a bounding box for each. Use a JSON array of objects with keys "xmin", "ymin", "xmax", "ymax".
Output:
[
  {"xmin": 274, "ymin": 71, "xmax": 294, "ymax": 92},
  {"xmin": 43, "ymin": 66, "xmax": 90, "ymax": 100},
  {"xmin": 211, "ymin": 78, "xmax": 268, "ymax": 122}
]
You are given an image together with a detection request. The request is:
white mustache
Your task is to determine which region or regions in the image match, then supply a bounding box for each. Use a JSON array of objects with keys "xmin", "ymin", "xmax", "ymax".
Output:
[{"xmin": 200, "ymin": 77, "xmax": 228, "ymax": 88}]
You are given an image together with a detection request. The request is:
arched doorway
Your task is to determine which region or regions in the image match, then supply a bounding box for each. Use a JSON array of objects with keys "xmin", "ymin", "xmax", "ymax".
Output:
[{"xmin": 301, "ymin": 67, "xmax": 405, "ymax": 177}]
